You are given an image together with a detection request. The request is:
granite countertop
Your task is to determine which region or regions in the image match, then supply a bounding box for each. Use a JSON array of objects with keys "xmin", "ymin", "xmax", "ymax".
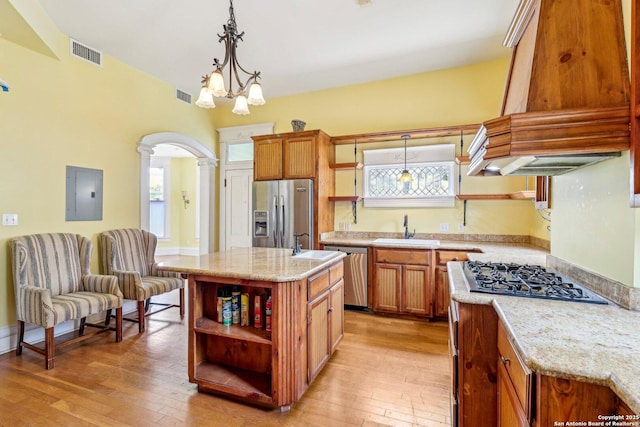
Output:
[
  {"xmin": 320, "ymin": 233, "xmax": 549, "ymax": 265},
  {"xmin": 157, "ymin": 247, "xmax": 346, "ymax": 282},
  {"xmin": 449, "ymin": 263, "xmax": 640, "ymax": 415}
]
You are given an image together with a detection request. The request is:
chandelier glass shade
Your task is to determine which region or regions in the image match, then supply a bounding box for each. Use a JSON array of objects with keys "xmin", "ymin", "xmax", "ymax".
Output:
[
  {"xmin": 195, "ymin": 0, "xmax": 265, "ymax": 114},
  {"xmin": 398, "ymin": 135, "xmax": 414, "ymax": 183}
]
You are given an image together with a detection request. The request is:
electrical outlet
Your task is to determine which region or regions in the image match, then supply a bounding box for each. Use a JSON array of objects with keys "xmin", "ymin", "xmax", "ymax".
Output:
[
  {"xmin": 458, "ymin": 223, "xmax": 465, "ymax": 232},
  {"xmin": 439, "ymin": 223, "xmax": 450, "ymax": 232},
  {"xmin": 2, "ymin": 213, "xmax": 18, "ymax": 226}
]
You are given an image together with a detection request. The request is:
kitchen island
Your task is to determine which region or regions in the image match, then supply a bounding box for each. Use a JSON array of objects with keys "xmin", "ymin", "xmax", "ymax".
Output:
[{"xmin": 157, "ymin": 247, "xmax": 346, "ymax": 410}]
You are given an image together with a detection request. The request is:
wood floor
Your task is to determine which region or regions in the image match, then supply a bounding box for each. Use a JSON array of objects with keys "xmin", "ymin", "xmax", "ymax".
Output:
[{"xmin": 0, "ymin": 295, "xmax": 452, "ymax": 427}]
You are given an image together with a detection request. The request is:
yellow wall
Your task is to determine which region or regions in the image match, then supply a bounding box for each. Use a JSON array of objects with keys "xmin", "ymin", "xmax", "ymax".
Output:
[
  {"xmin": 0, "ymin": 31, "xmax": 216, "ymax": 327},
  {"xmin": 213, "ymin": 59, "xmax": 550, "ymax": 239}
]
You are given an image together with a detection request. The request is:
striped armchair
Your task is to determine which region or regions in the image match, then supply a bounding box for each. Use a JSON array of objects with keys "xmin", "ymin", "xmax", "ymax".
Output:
[
  {"xmin": 100, "ymin": 229, "xmax": 184, "ymax": 333},
  {"xmin": 10, "ymin": 233, "xmax": 123, "ymax": 369}
]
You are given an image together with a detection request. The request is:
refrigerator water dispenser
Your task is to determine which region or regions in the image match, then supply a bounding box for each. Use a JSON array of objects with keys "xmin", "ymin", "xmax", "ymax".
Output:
[{"xmin": 253, "ymin": 210, "xmax": 269, "ymax": 237}]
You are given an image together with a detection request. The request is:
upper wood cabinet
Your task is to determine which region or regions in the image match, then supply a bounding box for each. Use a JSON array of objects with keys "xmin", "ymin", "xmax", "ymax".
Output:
[
  {"xmin": 253, "ymin": 136, "xmax": 283, "ymax": 181},
  {"xmin": 252, "ymin": 130, "xmax": 335, "ymax": 249},
  {"xmin": 253, "ymin": 130, "xmax": 330, "ymax": 181}
]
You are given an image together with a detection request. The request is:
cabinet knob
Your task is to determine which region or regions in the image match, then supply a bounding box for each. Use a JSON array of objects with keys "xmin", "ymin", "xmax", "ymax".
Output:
[
  {"xmin": 328, "ymin": 307, "xmax": 334, "ymax": 313},
  {"xmin": 452, "ymin": 257, "xmax": 459, "ymax": 261},
  {"xmin": 500, "ymin": 355, "xmax": 510, "ymax": 365}
]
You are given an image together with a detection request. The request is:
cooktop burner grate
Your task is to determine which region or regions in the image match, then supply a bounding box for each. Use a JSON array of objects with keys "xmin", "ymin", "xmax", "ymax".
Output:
[{"xmin": 463, "ymin": 261, "xmax": 608, "ymax": 304}]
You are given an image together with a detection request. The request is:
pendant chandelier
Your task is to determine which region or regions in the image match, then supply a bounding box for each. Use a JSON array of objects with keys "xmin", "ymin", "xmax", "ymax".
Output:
[
  {"xmin": 195, "ymin": 0, "xmax": 265, "ymax": 115},
  {"xmin": 398, "ymin": 135, "xmax": 414, "ymax": 183}
]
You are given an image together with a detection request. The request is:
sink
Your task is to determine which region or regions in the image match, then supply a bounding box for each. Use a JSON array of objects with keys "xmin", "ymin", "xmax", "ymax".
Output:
[
  {"xmin": 373, "ymin": 238, "xmax": 440, "ymax": 247},
  {"xmin": 293, "ymin": 250, "xmax": 340, "ymax": 261}
]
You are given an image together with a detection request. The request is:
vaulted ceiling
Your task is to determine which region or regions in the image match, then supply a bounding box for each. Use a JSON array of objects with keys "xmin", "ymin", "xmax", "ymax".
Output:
[{"xmin": 35, "ymin": 0, "xmax": 518, "ymax": 100}]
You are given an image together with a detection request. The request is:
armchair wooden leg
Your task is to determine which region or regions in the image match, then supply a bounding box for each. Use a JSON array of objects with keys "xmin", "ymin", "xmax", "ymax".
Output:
[
  {"xmin": 179, "ymin": 288, "xmax": 185, "ymax": 319},
  {"xmin": 104, "ymin": 309, "xmax": 112, "ymax": 327},
  {"xmin": 44, "ymin": 327, "xmax": 55, "ymax": 370},
  {"xmin": 115, "ymin": 307, "xmax": 123, "ymax": 342},
  {"xmin": 16, "ymin": 320, "xmax": 24, "ymax": 355},
  {"xmin": 79, "ymin": 317, "xmax": 86, "ymax": 336},
  {"xmin": 137, "ymin": 300, "xmax": 146, "ymax": 333}
]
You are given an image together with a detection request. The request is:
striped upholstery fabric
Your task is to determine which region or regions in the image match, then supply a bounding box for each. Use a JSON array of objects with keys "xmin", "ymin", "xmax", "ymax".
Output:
[
  {"xmin": 10, "ymin": 233, "xmax": 123, "ymax": 329},
  {"xmin": 100, "ymin": 229, "xmax": 183, "ymax": 302}
]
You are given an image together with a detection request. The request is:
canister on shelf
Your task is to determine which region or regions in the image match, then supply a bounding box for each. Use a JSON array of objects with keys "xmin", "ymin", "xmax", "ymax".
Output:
[
  {"xmin": 241, "ymin": 293, "xmax": 249, "ymax": 326},
  {"xmin": 231, "ymin": 285, "xmax": 241, "ymax": 324},
  {"xmin": 216, "ymin": 288, "xmax": 224, "ymax": 323}
]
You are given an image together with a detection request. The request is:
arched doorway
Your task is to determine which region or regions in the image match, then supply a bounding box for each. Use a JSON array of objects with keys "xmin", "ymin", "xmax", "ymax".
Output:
[{"xmin": 138, "ymin": 132, "xmax": 218, "ymax": 255}]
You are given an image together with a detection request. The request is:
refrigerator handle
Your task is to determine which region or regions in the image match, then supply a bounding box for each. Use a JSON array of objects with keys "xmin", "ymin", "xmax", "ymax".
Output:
[
  {"xmin": 272, "ymin": 195, "xmax": 278, "ymax": 247},
  {"xmin": 280, "ymin": 195, "xmax": 285, "ymax": 248}
]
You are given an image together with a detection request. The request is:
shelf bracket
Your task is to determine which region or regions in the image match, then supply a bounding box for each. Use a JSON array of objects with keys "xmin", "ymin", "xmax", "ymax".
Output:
[
  {"xmin": 352, "ymin": 201, "xmax": 358, "ymax": 224},
  {"xmin": 463, "ymin": 200, "xmax": 467, "ymax": 226}
]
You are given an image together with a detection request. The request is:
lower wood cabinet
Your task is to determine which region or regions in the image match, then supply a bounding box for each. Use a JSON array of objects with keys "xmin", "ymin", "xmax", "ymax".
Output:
[
  {"xmin": 434, "ymin": 251, "xmax": 470, "ymax": 318},
  {"xmin": 372, "ymin": 248, "xmax": 432, "ymax": 317},
  {"xmin": 451, "ymin": 301, "xmax": 637, "ymax": 426},
  {"xmin": 307, "ymin": 262, "xmax": 344, "ymax": 383},
  {"xmin": 497, "ymin": 321, "xmax": 532, "ymax": 426}
]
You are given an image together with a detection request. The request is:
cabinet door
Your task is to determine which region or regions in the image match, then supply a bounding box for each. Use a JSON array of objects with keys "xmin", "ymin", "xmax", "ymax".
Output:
[
  {"xmin": 498, "ymin": 363, "xmax": 529, "ymax": 427},
  {"xmin": 373, "ymin": 263, "xmax": 401, "ymax": 313},
  {"xmin": 329, "ymin": 279, "xmax": 344, "ymax": 353},
  {"xmin": 402, "ymin": 265, "xmax": 431, "ymax": 316},
  {"xmin": 307, "ymin": 292, "xmax": 330, "ymax": 383},
  {"xmin": 283, "ymin": 136, "xmax": 315, "ymax": 178},
  {"xmin": 254, "ymin": 137, "xmax": 283, "ymax": 180},
  {"xmin": 434, "ymin": 266, "xmax": 450, "ymax": 318}
]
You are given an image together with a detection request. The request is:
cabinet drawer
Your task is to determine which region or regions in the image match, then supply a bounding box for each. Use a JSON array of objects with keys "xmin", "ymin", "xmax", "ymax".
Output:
[
  {"xmin": 497, "ymin": 321, "xmax": 532, "ymax": 415},
  {"xmin": 435, "ymin": 251, "xmax": 469, "ymax": 266},
  {"xmin": 308, "ymin": 269, "xmax": 330, "ymax": 301},
  {"xmin": 329, "ymin": 261, "xmax": 344, "ymax": 285},
  {"xmin": 375, "ymin": 248, "xmax": 429, "ymax": 265}
]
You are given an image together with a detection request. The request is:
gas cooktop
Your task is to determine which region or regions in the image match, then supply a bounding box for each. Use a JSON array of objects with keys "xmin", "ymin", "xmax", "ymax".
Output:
[{"xmin": 463, "ymin": 261, "xmax": 608, "ymax": 305}]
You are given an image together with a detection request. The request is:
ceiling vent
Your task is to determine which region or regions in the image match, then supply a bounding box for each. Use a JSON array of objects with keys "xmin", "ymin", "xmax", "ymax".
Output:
[
  {"xmin": 70, "ymin": 38, "xmax": 102, "ymax": 67},
  {"xmin": 176, "ymin": 89, "xmax": 192, "ymax": 104}
]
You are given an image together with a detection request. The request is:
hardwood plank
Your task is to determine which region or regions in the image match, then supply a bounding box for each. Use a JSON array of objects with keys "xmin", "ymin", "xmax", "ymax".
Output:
[{"xmin": 0, "ymin": 289, "xmax": 451, "ymax": 427}]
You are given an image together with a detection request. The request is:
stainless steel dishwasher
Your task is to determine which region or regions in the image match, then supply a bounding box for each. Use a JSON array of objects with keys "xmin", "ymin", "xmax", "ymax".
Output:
[{"xmin": 324, "ymin": 246, "xmax": 368, "ymax": 310}]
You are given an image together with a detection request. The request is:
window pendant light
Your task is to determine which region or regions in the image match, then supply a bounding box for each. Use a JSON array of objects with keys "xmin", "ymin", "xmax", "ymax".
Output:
[{"xmin": 398, "ymin": 135, "xmax": 413, "ymax": 183}]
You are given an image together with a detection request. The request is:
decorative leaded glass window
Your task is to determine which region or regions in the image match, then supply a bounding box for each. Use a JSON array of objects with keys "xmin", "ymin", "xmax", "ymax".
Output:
[{"xmin": 363, "ymin": 144, "xmax": 455, "ymax": 207}]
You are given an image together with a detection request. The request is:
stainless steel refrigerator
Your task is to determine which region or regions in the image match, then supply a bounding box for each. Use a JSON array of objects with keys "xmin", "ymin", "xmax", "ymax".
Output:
[{"xmin": 252, "ymin": 179, "xmax": 313, "ymax": 250}]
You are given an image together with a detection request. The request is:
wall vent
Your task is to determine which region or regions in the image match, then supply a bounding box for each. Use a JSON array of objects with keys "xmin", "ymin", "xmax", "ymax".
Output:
[
  {"xmin": 70, "ymin": 38, "xmax": 102, "ymax": 66},
  {"xmin": 176, "ymin": 89, "xmax": 192, "ymax": 104}
]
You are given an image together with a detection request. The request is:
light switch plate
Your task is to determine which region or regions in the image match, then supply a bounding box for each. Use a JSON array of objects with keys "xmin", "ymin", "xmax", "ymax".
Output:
[{"xmin": 2, "ymin": 213, "xmax": 18, "ymax": 226}]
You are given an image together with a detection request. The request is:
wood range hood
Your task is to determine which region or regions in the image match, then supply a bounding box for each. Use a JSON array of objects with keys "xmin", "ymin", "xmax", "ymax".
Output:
[{"xmin": 468, "ymin": 0, "xmax": 631, "ymax": 176}]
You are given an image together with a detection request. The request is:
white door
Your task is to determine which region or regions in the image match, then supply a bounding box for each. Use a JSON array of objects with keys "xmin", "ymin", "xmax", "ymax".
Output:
[{"xmin": 224, "ymin": 168, "xmax": 253, "ymax": 250}]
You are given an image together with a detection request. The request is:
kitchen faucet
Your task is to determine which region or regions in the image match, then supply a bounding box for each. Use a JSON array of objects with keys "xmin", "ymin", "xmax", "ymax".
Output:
[
  {"xmin": 292, "ymin": 233, "xmax": 310, "ymax": 255},
  {"xmin": 403, "ymin": 214, "xmax": 415, "ymax": 239}
]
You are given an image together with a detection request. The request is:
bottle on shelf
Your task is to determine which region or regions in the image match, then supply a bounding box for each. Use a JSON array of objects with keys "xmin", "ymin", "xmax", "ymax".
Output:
[
  {"xmin": 254, "ymin": 295, "xmax": 263, "ymax": 329},
  {"xmin": 265, "ymin": 295, "xmax": 272, "ymax": 332},
  {"xmin": 231, "ymin": 285, "xmax": 241, "ymax": 324},
  {"xmin": 222, "ymin": 288, "xmax": 232, "ymax": 326}
]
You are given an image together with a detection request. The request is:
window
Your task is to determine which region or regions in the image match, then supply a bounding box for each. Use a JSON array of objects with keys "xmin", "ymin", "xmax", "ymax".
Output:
[
  {"xmin": 149, "ymin": 159, "xmax": 170, "ymax": 238},
  {"xmin": 363, "ymin": 144, "xmax": 456, "ymax": 207},
  {"xmin": 226, "ymin": 141, "xmax": 254, "ymax": 163}
]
